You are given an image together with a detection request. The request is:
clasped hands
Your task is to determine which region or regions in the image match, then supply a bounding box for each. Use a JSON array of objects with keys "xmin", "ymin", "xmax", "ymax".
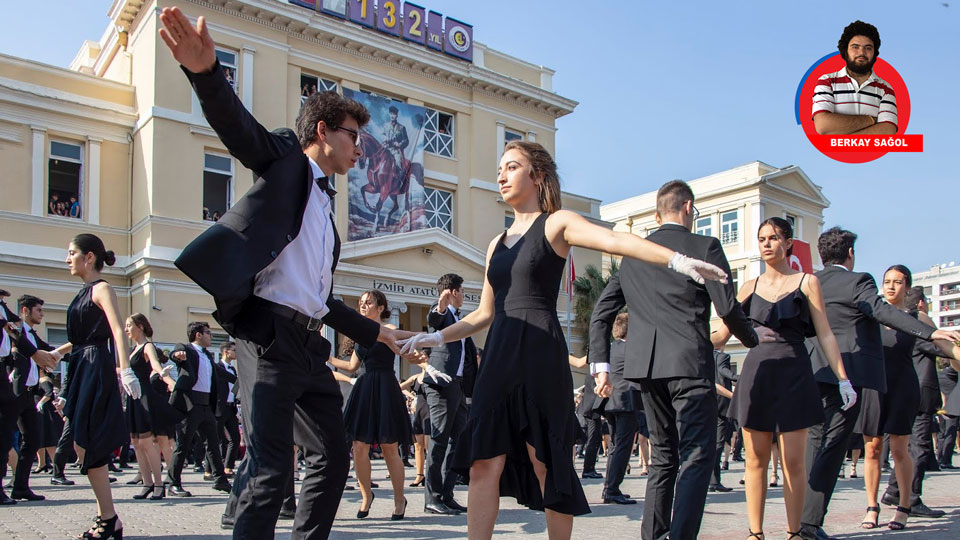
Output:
[{"xmin": 386, "ymin": 330, "xmax": 451, "ymax": 385}]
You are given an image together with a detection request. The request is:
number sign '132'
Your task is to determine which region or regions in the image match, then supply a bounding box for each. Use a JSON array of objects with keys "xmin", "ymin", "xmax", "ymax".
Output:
[{"xmin": 343, "ymin": 0, "xmax": 473, "ymax": 61}]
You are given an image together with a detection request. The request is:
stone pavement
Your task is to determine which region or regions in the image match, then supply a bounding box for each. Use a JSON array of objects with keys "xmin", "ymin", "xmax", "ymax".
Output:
[{"xmin": 2, "ymin": 455, "xmax": 958, "ymax": 539}]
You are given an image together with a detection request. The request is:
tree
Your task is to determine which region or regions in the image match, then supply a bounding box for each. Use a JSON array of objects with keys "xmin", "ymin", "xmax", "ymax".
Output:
[{"xmin": 571, "ymin": 258, "xmax": 620, "ymax": 343}]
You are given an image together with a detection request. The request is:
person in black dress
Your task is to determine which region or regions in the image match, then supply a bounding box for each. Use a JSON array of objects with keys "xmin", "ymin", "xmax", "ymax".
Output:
[
  {"xmin": 399, "ymin": 141, "xmax": 729, "ymax": 539},
  {"xmin": 330, "ymin": 290, "xmax": 411, "ymax": 519},
  {"xmin": 713, "ymin": 218, "xmax": 855, "ymax": 540},
  {"xmin": 400, "ymin": 371, "xmax": 429, "ymax": 487},
  {"xmin": 33, "ymin": 372, "xmax": 63, "ymax": 474},
  {"xmin": 123, "ymin": 313, "xmax": 181, "ymax": 500},
  {"xmin": 856, "ymin": 265, "xmax": 960, "ymax": 530},
  {"xmin": 52, "ymin": 234, "xmax": 141, "ymax": 539}
]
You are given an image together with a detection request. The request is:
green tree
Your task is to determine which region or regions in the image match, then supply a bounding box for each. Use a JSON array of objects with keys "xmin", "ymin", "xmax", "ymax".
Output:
[{"xmin": 571, "ymin": 258, "xmax": 620, "ymax": 341}]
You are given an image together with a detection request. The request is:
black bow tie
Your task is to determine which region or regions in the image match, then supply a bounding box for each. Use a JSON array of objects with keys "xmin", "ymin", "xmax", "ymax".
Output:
[{"xmin": 316, "ymin": 176, "xmax": 337, "ymax": 198}]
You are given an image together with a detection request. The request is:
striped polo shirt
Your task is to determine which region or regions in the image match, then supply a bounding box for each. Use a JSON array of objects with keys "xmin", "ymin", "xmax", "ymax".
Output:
[{"xmin": 812, "ymin": 68, "xmax": 897, "ymax": 128}]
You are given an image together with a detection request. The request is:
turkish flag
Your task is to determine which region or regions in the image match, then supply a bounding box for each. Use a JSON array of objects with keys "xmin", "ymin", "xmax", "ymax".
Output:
[{"xmin": 789, "ymin": 240, "xmax": 813, "ymax": 273}]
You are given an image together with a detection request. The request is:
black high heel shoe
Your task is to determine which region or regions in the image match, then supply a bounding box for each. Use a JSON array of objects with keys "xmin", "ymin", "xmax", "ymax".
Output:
[
  {"xmin": 150, "ymin": 485, "xmax": 165, "ymax": 500},
  {"xmin": 391, "ymin": 497, "xmax": 408, "ymax": 521},
  {"xmin": 409, "ymin": 474, "xmax": 425, "ymax": 487},
  {"xmin": 81, "ymin": 514, "xmax": 123, "ymax": 539},
  {"xmin": 132, "ymin": 485, "xmax": 155, "ymax": 500},
  {"xmin": 357, "ymin": 492, "xmax": 374, "ymax": 519}
]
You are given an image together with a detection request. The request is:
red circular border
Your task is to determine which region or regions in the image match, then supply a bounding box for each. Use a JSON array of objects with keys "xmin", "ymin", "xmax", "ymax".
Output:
[{"xmin": 799, "ymin": 56, "xmax": 911, "ymax": 163}]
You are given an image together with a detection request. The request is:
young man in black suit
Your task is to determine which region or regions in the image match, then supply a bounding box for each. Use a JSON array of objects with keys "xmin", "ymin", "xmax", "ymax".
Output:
[
  {"xmin": 0, "ymin": 293, "xmax": 21, "ymax": 504},
  {"xmin": 215, "ymin": 341, "xmax": 241, "ymax": 475},
  {"xmin": 160, "ymin": 8, "xmax": 411, "ymax": 538},
  {"xmin": 597, "ymin": 313, "xmax": 640, "ymax": 504},
  {"xmin": 709, "ymin": 346, "xmax": 737, "ymax": 493},
  {"xmin": 167, "ymin": 322, "xmax": 230, "ymax": 496},
  {"xmin": 937, "ymin": 366, "xmax": 959, "ymax": 468},
  {"xmin": 422, "ymin": 273, "xmax": 472, "ymax": 515},
  {"xmin": 590, "ymin": 180, "xmax": 772, "ymax": 540},
  {"xmin": 798, "ymin": 228, "xmax": 960, "ymax": 540}
]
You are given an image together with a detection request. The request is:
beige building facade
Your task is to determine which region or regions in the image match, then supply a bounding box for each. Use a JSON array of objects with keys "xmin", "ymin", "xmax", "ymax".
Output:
[
  {"xmin": 914, "ymin": 264, "xmax": 960, "ymax": 331},
  {"xmin": 600, "ymin": 161, "xmax": 831, "ymax": 367},
  {"xmin": 0, "ymin": 0, "xmax": 605, "ymax": 376}
]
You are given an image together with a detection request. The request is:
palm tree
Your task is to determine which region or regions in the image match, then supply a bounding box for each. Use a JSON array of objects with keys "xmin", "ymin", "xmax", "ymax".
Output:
[{"xmin": 571, "ymin": 258, "xmax": 620, "ymax": 343}]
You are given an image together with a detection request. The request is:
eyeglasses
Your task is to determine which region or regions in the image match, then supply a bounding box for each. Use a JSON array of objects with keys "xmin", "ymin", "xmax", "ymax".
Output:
[
  {"xmin": 333, "ymin": 125, "xmax": 361, "ymax": 147},
  {"xmin": 691, "ymin": 204, "xmax": 700, "ymax": 221}
]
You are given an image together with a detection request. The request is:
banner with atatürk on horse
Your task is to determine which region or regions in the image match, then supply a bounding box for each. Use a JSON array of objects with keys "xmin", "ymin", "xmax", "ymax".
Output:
[{"xmin": 344, "ymin": 89, "xmax": 427, "ymax": 241}]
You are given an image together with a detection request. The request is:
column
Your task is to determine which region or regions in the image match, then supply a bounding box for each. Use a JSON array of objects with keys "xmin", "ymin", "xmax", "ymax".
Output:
[
  {"xmin": 495, "ymin": 122, "xmax": 505, "ymax": 166},
  {"xmin": 241, "ymin": 46, "xmax": 256, "ymax": 112},
  {"xmin": 389, "ymin": 302, "xmax": 408, "ymax": 378},
  {"xmin": 30, "ymin": 126, "xmax": 46, "ymax": 216},
  {"xmin": 526, "ymin": 130, "xmax": 537, "ymax": 143},
  {"xmin": 87, "ymin": 137, "xmax": 102, "ymax": 225}
]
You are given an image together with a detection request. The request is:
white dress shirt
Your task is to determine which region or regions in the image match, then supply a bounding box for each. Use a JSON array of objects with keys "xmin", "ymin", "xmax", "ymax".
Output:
[
  {"xmin": 221, "ymin": 360, "xmax": 236, "ymax": 403},
  {"xmin": 21, "ymin": 322, "xmax": 40, "ymax": 387},
  {"xmin": 191, "ymin": 343, "xmax": 213, "ymax": 393},
  {"xmin": 0, "ymin": 329, "xmax": 10, "ymax": 359},
  {"xmin": 253, "ymin": 156, "xmax": 335, "ymax": 320}
]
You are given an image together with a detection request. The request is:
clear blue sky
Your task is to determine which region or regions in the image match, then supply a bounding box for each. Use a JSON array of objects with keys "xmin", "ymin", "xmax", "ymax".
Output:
[{"xmin": 2, "ymin": 0, "xmax": 957, "ymax": 281}]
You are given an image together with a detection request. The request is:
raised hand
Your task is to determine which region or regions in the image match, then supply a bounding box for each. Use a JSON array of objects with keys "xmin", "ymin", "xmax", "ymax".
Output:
[
  {"xmin": 667, "ymin": 253, "xmax": 728, "ymax": 284},
  {"xmin": 159, "ymin": 7, "xmax": 217, "ymax": 74}
]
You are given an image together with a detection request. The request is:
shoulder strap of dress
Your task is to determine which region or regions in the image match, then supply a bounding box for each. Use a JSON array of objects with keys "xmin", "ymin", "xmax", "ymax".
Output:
[
  {"xmin": 752, "ymin": 277, "xmax": 760, "ymax": 293},
  {"xmin": 798, "ymin": 273, "xmax": 807, "ymax": 290}
]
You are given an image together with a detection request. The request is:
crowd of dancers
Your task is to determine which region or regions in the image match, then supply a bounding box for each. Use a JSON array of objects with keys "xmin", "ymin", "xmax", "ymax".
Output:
[{"xmin": 1, "ymin": 7, "xmax": 959, "ymax": 540}]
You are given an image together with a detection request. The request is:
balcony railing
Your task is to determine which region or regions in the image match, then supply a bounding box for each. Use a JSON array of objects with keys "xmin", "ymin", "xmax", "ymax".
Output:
[{"xmin": 721, "ymin": 230, "xmax": 739, "ymax": 244}]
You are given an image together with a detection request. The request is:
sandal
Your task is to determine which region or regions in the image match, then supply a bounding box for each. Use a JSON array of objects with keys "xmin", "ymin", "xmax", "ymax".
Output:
[
  {"xmin": 786, "ymin": 532, "xmax": 801, "ymax": 540},
  {"xmin": 861, "ymin": 505, "xmax": 880, "ymax": 529},
  {"xmin": 80, "ymin": 514, "xmax": 123, "ymax": 539},
  {"xmin": 748, "ymin": 530, "xmax": 764, "ymax": 540},
  {"xmin": 888, "ymin": 505, "xmax": 910, "ymax": 530}
]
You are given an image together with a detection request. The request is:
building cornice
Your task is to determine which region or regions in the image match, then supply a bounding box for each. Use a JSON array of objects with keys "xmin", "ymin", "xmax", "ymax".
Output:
[{"xmin": 338, "ymin": 227, "xmax": 487, "ymax": 268}]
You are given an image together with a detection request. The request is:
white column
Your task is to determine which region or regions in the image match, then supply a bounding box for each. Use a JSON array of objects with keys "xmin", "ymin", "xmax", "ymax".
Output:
[
  {"xmin": 30, "ymin": 126, "xmax": 46, "ymax": 216},
  {"xmin": 241, "ymin": 46, "xmax": 256, "ymax": 111},
  {"xmin": 87, "ymin": 137, "xmax": 102, "ymax": 225},
  {"xmin": 526, "ymin": 130, "xmax": 537, "ymax": 143},
  {"xmin": 495, "ymin": 122, "xmax": 505, "ymax": 166},
  {"xmin": 389, "ymin": 302, "xmax": 407, "ymax": 378}
]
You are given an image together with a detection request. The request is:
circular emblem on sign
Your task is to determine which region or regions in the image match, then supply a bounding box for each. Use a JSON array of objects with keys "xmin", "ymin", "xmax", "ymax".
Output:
[{"xmin": 448, "ymin": 25, "xmax": 470, "ymax": 53}]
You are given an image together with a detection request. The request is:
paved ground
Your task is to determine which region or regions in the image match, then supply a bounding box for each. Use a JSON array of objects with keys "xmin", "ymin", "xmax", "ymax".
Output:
[{"xmin": 2, "ymin": 455, "xmax": 958, "ymax": 539}]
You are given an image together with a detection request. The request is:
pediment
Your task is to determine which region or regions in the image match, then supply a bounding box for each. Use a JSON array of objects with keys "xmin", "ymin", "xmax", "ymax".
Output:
[
  {"xmin": 339, "ymin": 228, "xmax": 486, "ymax": 282},
  {"xmin": 764, "ymin": 168, "xmax": 831, "ymax": 207}
]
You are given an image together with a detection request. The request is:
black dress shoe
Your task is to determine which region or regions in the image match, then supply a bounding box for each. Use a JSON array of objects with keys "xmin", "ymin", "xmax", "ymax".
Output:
[
  {"xmin": 168, "ymin": 485, "xmax": 193, "ymax": 497},
  {"xmin": 581, "ymin": 471, "xmax": 602, "ymax": 479},
  {"xmin": 910, "ymin": 501, "xmax": 945, "ymax": 518},
  {"xmin": 51, "ymin": 476, "xmax": 75, "ymax": 486},
  {"xmin": 941, "ymin": 463, "xmax": 957, "ymax": 470},
  {"xmin": 443, "ymin": 498, "xmax": 467, "ymax": 512},
  {"xmin": 0, "ymin": 492, "xmax": 17, "ymax": 505},
  {"xmin": 220, "ymin": 514, "xmax": 235, "ymax": 530},
  {"xmin": 213, "ymin": 478, "xmax": 232, "ymax": 493},
  {"xmin": 10, "ymin": 489, "xmax": 45, "ymax": 501},
  {"xmin": 108, "ymin": 477, "xmax": 117, "ymax": 483},
  {"xmin": 708, "ymin": 484, "xmax": 733, "ymax": 492},
  {"xmin": 424, "ymin": 500, "xmax": 460, "ymax": 515},
  {"xmin": 797, "ymin": 524, "xmax": 837, "ymax": 540},
  {"xmin": 602, "ymin": 493, "xmax": 637, "ymax": 504},
  {"xmin": 881, "ymin": 492, "xmax": 899, "ymax": 507},
  {"xmin": 203, "ymin": 473, "xmax": 215, "ymax": 482}
]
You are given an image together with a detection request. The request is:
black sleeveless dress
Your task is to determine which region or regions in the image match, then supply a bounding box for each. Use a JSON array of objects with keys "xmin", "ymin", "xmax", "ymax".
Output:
[
  {"xmin": 342, "ymin": 342, "xmax": 411, "ymax": 446},
  {"xmin": 855, "ymin": 313, "xmax": 921, "ymax": 437},
  {"xmin": 125, "ymin": 343, "xmax": 181, "ymax": 438},
  {"xmin": 35, "ymin": 380, "xmax": 65, "ymax": 447},
  {"xmin": 411, "ymin": 379, "xmax": 430, "ymax": 436},
  {"xmin": 731, "ymin": 277, "xmax": 824, "ymax": 432},
  {"xmin": 452, "ymin": 213, "xmax": 590, "ymax": 516},
  {"xmin": 62, "ymin": 279, "xmax": 126, "ymax": 474}
]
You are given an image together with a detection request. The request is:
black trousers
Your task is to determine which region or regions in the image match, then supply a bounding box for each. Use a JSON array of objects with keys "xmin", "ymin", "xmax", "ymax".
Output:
[
  {"xmin": 232, "ymin": 316, "xmax": 349, "ymax": 540},
  {"xmin": 168, "ymin": 400, "xmax": 226, "ymax": 486},
  {"xmin": 423, "ymin": 380, "xmax": 464, "ymax": 504},
  {"xmin": 802, "ymin": 382, "xmax": 862, "ymax": 528},
  {"xmin": 712, "ymin": 415, "xmax": 734, "ymax": 485},
  {"xmin": 639, "ymin": 377, "xmax": 717, "ymax": 540},
  {"xmin": 219, "ymin": 403, "xmax": 241, "ymax": 470},
  {"xmin": 937, "ymin": 414, "xmax": 958, "ymax": 466},
  {"xmin": 53, "ymin": 416, "xmax": 75, "ymax": 478},
  {"xmin": 0, "ymin": 398, "xmax": 19, "ymax": 481},
  {"xmin": 603, "ymin": 411, "xmax": 638, "ymax": 496},
  {"xmin": 581, "ymin": 414, "xmax": 602, "ymax": 474},
  {"xmin": 11, "ymin": 393, "xmax": 40, "ymax": 491},
  {"xmin": 885, "ymin": 411, "xmax": 935, "ymax": 506},
  {"xmin": 732, "ymin": 423, "xmax": 744, "ymax": 459}
]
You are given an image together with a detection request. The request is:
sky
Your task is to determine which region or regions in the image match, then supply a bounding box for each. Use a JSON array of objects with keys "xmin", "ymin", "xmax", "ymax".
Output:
[{"xmin": 1, "ymin": 0, "xmax": 957, "ymax": 281}]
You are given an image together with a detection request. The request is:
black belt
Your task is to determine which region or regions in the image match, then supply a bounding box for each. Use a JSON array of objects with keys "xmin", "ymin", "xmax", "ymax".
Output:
[
  {"xmin": 190, "ymin": 391, "xmax": 211, "ymax": 406},
  {"xmin": 252, "ymin": 297, "xmax": 324, "ymax": 332}
]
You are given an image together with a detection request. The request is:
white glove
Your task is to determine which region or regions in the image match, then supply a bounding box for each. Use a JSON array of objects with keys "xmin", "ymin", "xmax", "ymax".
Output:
[
  {"xmin": 159, "ymin": 365, "xmax": 174, "ymax": 378},
  {"xmin": 838, "ymin": 379, "xmax": 857, "ymax": 411},
  {"xmin": 36, "ymin": 400, "xmax": 46, "ymax": 413},
  {"xmin": 121, "ymin": 367, "xmax": 142, "ymax": 400},
  {"xmin": 667, "ymin": 252, "xmax": 728, "ymax": 285},
  {"xmin": 348, "ymin": 377, "xmax": 358, "ymax": 386},
  {"xmin": 398, "ymin": 331, "xmax": 444, "ymax": 355},
  {"xmin": 54, "ymin": 397, "xmax": 66, "ymax": 411},
  {"xmin": 422, "ymin": 364, "xmax": 453, "ymax": 385}
]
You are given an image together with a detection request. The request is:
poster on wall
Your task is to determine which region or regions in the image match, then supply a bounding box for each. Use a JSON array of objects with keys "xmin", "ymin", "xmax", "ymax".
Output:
[{"xmin": 344, "ymin": 88, "xmax": 428, "ymax": 241}]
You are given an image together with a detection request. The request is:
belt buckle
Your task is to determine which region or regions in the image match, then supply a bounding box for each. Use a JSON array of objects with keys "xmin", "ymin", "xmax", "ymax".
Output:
[{"xmin": 306, "ymin": 317, "xmax": 322, "ymax": 332}]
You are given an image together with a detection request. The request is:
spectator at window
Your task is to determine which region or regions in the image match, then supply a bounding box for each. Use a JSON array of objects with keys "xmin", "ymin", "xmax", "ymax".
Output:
[
  {"xmin": 212, "ymin": 211, "xmax": 221, "ymax": 222},
  {"xmin": 69, "ymin": 197, "xmax": 81, "ymax": 219},
  {"xmin": 49, "ymin": 193, "xmax": 60, "ymax": 215}
]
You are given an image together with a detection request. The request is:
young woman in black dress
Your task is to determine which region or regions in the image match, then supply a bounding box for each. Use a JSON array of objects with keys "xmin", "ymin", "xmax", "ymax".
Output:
[
  {"xmin": 399, "ymin": 141, "xmax": 729, "ymax": 540},
  {"xmin": 123, "ymin": 313, "xmax": 180, "ymax": 500},
  {"xmin": 331, "ymin": 290, "xmax": 411, "ymax": 520},
  {"xmin": 52, "ymin": 234, "xmax": 141, "ymax": 539},
  {"xmin": 857, "ymin": 265, "xmax": 960, "ymax": 530},
  {"xmin": 712, "ymin": 218, "xmax": 854, "ymax": 540}
]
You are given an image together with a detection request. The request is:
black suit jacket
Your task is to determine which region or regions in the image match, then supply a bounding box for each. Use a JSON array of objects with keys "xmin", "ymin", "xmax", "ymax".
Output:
[
  {"xmin": 170, "ymin": 343, "xmax": 201, "ymax": 415},
  {"xmin": 806, "ymin": 266, "xmax": 934, "ymax": 392},
  {"xmin": 913, "ymin": 338, "xmax": 944, "ymax": 413},
  {"xmin": 589, "ymin": 224, "xmax": 758, "ymax": 381},
  {"xmin": 212, "ymin": 360, "xmax": 237, "ymax": 418},
  {"xmin": 9, "ymin": 327, "xmax": 52, "ymax": 399},
  {"xmin": 173, "ymin": 61, "xmax": 379, "ymax": 357},
  {"xmin": 0, "ymin": 330, "xmax": 16, "ymax": 404},
  {"xmin": 426, "ymin": 306, "xmax": 475, "ymax": 388},
  {"xmin": 714, "ymin": 350, "xmax": 737, "ymax": 418},
  {"xmin": 576, "ymin": 371, "xmax": 603, "ymax": 419},
  {"xmin": 941, "ymin": 367, "xmax": 960, "ymax": 416},
  {"xmin": 605, "ymin": 340, "xmax": 643, "ymax": 413}
]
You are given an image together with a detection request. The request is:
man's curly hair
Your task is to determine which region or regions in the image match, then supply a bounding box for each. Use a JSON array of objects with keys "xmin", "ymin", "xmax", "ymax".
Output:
[{"xmin": 838, "ymin": 20, "xmax": 880, "ymax": 59}]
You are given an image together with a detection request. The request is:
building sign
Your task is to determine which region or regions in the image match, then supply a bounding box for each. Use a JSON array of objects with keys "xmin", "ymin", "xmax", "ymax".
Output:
[
  {"xmin": 373, "ymin": 279, "xmax": 481, "ymax": 303},
  {"xmin": 288, "ymin": 0, "xmax": 473, "ymax": 62}
]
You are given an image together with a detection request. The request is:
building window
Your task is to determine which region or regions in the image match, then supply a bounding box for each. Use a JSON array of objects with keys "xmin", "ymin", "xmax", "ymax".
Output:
[
  {"xmin": 731, "ymin": 268, "xmax": 741, "ymax": 293},
  {"xmin": 424, "ymin": 187, "xmax": 453, "ymax": 232},
  {"xmin": 721, "ymin": 210, "xmax": 739, "ymax": 245},
  {"xmin": 942, "ymin": 282, "xmax": 960, "ymax": 296},
  {"xmin": 216, "ymin": 48, "xmax": 238, "ymax": 92},
  {"xmin": 48, "ymin": 140, "xmax": 83, "ymax": 219},
  {"xmin": 203, "ymin": 152, "xmax": 233, "ymax": 222},
  {"xmin": 504, "ymin": 128, "xmax": 523, "ymax": 145},
  {"xmin": 300, "ymin": 73, "xmax": 338, "ymax": 104},
  {"xmin": 942, "ymin": 315, "xmax": 960, "ymax": 328},
  {"xmin": 505, "ymin": 213, "xmax": 515, "ymax": 228},
  {"xmin": 424, "ymin": 108, "xmax": 454, "ymax": 157},
  {"xmin": 784, "ymin": 214, "xmax": 797, "ymax": 228},
  {"xmin": 695, "ymin": 216, "xmax": 713, "ymax": 237}
]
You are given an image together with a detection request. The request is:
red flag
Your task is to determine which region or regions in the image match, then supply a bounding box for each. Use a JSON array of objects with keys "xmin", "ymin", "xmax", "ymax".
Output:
[{"xmin": 789, "ymin": 240, "xmax": 813, "ymax": 273}]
